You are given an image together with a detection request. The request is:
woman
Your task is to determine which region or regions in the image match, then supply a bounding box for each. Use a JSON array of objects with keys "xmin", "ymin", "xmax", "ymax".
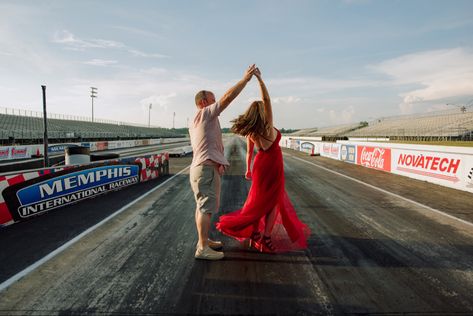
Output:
[{"xmin": 216, "ymin": 68, "xmax": 310, "ymax": 253}]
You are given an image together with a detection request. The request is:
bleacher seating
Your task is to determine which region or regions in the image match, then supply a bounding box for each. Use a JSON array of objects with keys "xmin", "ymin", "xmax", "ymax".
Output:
[
  {"xmin": 0, "ymin": 112, "xmax": 183, "ymax": 143},
  {"xmin": 291, "ymin": 108, "xmax": 473, "ymax": 140}
]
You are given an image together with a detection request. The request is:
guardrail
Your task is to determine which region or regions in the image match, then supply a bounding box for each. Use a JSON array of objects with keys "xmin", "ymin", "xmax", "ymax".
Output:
[
  {"xmin": 0, "ymin": 152, "xmax": 169, "ymax": 227},
  {"xmin": 281, "ymin": 136, "xmax": 473, "ymax": 194}
]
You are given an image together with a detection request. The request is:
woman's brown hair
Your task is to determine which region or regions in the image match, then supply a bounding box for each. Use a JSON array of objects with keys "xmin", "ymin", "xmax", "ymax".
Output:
[{"xmin": 231, "ymin": 101, "xmax": 270, "ymax": 137}]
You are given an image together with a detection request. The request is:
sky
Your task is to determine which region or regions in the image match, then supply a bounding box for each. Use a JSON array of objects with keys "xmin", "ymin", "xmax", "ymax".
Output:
[{"xmin": 0, "ymin": 0, "xmax": 472, "ymax": 129}]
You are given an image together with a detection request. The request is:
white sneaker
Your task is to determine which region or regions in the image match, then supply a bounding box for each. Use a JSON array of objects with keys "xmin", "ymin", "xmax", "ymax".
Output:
[
  {"xmin": 208, "ymin": 239, "xmax": 223, "ymax": 250},
  {"xmin": 195, "ymin": 246, "xmax": 224, "ymax": 260},
  {"xmin": 195, "ymin": 239, "xmax": 223, "ymax": 250}
]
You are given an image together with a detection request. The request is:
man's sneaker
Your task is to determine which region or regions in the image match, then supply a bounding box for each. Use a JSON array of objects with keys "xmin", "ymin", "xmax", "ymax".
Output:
[
  {"xmin": 208, "ymin": 239, "xmax": 223, "ymax": 250},
  {"xmin": 195, "ymin": 246, "xmax": 224, "ymax": 260}
]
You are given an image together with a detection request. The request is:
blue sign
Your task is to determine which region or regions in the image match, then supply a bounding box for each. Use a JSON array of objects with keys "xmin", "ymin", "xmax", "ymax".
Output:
[
  {"xmin": 15, "ymin": 165, "xmax": 139, "ymax": 218},
  {"xmin": 48, "ymin": 144, "xmax": 79, "ymax": 153},
  {"xmin": 340, "ymin": 144, "xmax": 356, "ymax": 163}
]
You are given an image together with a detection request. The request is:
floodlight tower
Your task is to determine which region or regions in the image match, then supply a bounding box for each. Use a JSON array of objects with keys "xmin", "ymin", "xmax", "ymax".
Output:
[
  {"xmin": 90, "ymin": 87, "xmax": 98, "ymax": 122},
  {"xmin": 148, "ymin": 103, "xmax": 152, "ymax": 128}
]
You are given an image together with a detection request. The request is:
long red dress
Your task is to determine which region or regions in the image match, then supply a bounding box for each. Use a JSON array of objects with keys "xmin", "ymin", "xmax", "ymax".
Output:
[{"xmin": 216, "ymin": 129, "xmax": 310, "ymax": 252}]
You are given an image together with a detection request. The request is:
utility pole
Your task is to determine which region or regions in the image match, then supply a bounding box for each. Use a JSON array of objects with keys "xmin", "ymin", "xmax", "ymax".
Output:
[
  {"xmin": 90, "ymin": 87, "xmax": 98, "ymax": 122},
  {"xmin": 173, "ymin": 112, "xmax": 175, "ymax": 129},
  {"xmin": 148, "ymin": 103, "xmax": 152, "ymax": 128},
  {"xmin": 41, "ymin": 85, "xmax": 49, "ymax": 168}
]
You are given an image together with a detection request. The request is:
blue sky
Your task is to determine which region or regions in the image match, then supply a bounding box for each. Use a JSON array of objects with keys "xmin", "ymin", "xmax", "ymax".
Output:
[{"xmin": 0, "ymin": 0, "xmax": 472, "ymax": 129}]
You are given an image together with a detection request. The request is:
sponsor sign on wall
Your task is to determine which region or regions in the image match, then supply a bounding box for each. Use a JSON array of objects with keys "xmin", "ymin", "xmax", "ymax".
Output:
[
  {"xmin": 48, "ymin": 144, "xmax": 79, "ymax": 153},
  {"xmin": 357, "ymin": 146, "xmax": 391, "ymax": 172},
  {"xmin": 392, "ymin": 149, "xmax": 472, "ymax": 192},
  {"xmin": 320, "ymin": 143, "xmax": 341, "ymax": 160},
  {"xmin": 340, "ymin": 144, "xmax": 356, "ymax": 163},
  {"xmin": 300, "ymin": 142, "xmax": 319, "ymax": 155},
  {"xmin": 2, "ymin": 164, "xmax": 140, "ymax": 221}
]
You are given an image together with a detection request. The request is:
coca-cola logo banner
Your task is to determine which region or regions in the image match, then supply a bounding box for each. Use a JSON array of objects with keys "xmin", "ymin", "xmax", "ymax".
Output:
[{"xmin": 357, "ymin": 146, "xmax": 392, "ymax": 172}]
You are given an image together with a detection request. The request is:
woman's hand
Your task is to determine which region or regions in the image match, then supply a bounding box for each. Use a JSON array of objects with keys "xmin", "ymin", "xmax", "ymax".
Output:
[
  {"xmin": 245, "ymin": 170, "xmax": 252, "ymax": 180},
  {"xmin": 254, "ymin": 67, "xmax": 262, "ymax": 80}
]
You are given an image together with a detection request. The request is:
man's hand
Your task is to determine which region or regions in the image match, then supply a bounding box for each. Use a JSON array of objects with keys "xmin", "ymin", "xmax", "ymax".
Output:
[
  {"xmin": 218, "ymin": 164, "xmax": 226, "ymax": 176},
  {"xmin": 245, "ymin": 170, "xmax": 252, "ymax": 180},
  {"xmin": 244, "ymin": 64, "xmax": 257, "ymax": 82},
  {"xmin": 218, "ymin": 64, "xmax": 257, "ymax": 112}
]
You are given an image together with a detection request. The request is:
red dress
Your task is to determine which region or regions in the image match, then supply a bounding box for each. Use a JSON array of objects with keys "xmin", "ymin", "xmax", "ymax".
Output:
[{"xmin": 216, "ymin": 129, "xmax": 310, "ymax": 252}]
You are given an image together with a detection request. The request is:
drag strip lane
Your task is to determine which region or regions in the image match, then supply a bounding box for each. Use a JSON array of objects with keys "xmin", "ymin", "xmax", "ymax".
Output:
[
  {"xmin": 282, "ymin": 152, "xmax": 473, "ymax": 314},
  {"xmin": 0, "ymin": 137, "xmax": 472, "ymax": 315}
]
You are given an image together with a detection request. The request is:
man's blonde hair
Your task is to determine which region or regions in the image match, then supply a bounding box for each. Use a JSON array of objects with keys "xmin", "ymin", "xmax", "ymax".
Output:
[{"xmin": 195, "ymin": 90, "xmax": 207, "ymax": 106}]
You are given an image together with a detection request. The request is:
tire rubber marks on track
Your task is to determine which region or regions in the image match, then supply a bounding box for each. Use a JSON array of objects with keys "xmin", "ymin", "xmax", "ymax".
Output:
[
  {"xmin": 0, "ymin": 165, "xmax": 191, "ymax": 293},
  {"xmin": 289, "ymin": 155, "xmax": 473, "ymax": 231}
]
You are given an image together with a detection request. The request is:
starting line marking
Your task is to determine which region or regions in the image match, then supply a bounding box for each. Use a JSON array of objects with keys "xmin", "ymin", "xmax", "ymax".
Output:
[
  {"xmin": 290, "ymin": 155, "xmax": 473, "ymax": 230},
  {"xmin": 0, "ymin": 165, "xmax": 191, "ymax": 293}
]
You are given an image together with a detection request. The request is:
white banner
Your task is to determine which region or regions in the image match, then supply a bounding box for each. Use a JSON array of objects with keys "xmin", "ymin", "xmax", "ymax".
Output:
[
  {"xmin": 320, "ymin": 143, "xmax": 341, "ymax": 160},
  {"xmin": 392, "ymin": 148, "xmax": 473, "ymax": 193}
]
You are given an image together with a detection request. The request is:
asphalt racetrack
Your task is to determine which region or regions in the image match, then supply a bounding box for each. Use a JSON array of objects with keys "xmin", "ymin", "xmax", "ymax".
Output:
[{"xmin": 1, "ymin": 136, "xmax": 473, "ymax": 315}]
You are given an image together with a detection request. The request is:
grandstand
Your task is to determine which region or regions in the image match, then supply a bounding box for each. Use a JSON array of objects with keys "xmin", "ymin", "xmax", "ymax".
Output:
[
  {"xmin": 0, "ymin": 107, "xmax": 185, "ymax": 145},
  {"xmin": 292, "ymin": 108, "xmax": 473, "ymax": 141}
]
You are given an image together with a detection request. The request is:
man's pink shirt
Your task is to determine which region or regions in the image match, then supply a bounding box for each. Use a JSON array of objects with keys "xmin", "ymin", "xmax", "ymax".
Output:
[{"xmin": 189, "ymin": 102, "xmax": 230, "ymax": 168}]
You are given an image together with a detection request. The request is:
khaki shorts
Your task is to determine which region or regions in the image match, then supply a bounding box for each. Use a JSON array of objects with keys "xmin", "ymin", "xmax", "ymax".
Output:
[{"xmin": 190, "ymin": 164, "xmax": 221, "ymax": 214}]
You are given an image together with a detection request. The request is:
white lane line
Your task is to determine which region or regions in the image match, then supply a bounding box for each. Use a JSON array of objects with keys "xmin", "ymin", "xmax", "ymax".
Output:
[
  {"xmin": 289, "ymin": 155, "xmax": 473, "ymax": 230},
  {"xmin": 0, "ymin": 165, "xmax": 191, "ymax": 293}
]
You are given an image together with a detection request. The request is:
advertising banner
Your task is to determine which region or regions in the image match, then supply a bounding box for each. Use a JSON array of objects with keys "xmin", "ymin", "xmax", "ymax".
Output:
[
  {"xmin": 357, "ymin": 146, "xmax": 391, "ymax": 172},
  {"xmin": 300, "ymin": 141, "xmax": 319, "ymax": 155},
  {"xmin": 48, "ymin": 144, "xmax": 79, "ymax": 154},
  {"xmin": 340, "ymin": 144, "xmax": 356, "ymax": 163},
  {"xmin": 320, "ymin": 143, "xmax": 341, "ymax": 160},
  {"xmin": 0, "ymin": 146, "xmax": 32, "ymax": 160},
  {"xmin": 2, "ymin": 164, "xmax": 140, "ymax": 221},
  {"xmin": 392, "ymin": 148, "xmax": 473, "ymax": 192}
]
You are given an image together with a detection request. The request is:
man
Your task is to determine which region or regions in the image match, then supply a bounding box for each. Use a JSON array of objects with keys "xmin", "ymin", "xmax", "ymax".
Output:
[{"xmin": 190, "ymin": 64, "xmax": 257, "ymax": 260}]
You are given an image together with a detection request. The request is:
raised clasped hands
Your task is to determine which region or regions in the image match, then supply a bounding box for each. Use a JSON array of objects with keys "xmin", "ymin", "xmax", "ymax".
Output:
[{"xmin": 244, "ymin": 64, "xmax": 258, "ymax": 81}]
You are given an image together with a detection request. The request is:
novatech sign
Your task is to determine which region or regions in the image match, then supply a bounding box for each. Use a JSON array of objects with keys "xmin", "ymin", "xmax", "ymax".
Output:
[{"xmin": 15, "ymin": 165, "xmax": 139, "ymax": 218}]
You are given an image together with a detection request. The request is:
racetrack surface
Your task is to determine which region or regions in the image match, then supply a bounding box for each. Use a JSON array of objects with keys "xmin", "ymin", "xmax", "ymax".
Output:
[{"xmin": 0, "ymin": 136, "xmax": 472, "ymax": 315}]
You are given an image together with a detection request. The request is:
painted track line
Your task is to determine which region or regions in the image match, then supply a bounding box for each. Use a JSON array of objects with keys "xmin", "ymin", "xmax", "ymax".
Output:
[
  {"xmin": 289, "ymin": 155, "xmax": 473, "ymax": 230},
  {"xmin": 0, "ymin": 165, "xmax": 191, "ymax": 293}
]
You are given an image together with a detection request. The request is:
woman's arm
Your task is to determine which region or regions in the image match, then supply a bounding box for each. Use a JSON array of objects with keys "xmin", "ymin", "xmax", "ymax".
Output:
[
  {"xmin": 245, "ymin": 137, "xmax": 255, "ymax": 180},
  {"xmin": 255, "ymin": 68, "xmax": 273, "ymax": 127}
]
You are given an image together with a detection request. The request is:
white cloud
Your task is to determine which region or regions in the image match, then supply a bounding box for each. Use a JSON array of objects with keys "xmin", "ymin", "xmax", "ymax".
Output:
[
  {"xmin": 53, "ymin": 30, "xmax": 125, "ymax": 50},
  {"xmin": 140, "ymin": 93, "xmax": 177, "ymax": 111},
  {"xmin": 129, "ymin": 49, "xmax": 168, "ymax": 59},
  {"xmin": 273, "ymin": 96, "xmax": 302, "ymax": 104},
  {"xmin": 329, "ymin": 106, "xmax": 355, "ymax": 125},
  {"xmin": 52, "ymin": 30, "xmax": 167, "ymax": 59},
  {"xmin": 83, "ymin": 59, "xmax": 118, "ymax": 67},
  {"xmin": 370, "ymin": 48, "xmax": 473, "ymax": 114}
]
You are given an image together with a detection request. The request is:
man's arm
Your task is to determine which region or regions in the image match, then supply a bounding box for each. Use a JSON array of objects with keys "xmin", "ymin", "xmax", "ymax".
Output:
[
  {"xmin": 218, "ymin": 64, "xmax": 256, "ymax": 112},
  {"xmin": 245, "ymin": 137, "xmax": 254, "ymax": 180}
]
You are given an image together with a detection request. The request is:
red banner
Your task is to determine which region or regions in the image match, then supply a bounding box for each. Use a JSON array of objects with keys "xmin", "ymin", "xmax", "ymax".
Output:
[{"xmin": 357, "ymin": 146, "xmax": 391, "ymax": 172}]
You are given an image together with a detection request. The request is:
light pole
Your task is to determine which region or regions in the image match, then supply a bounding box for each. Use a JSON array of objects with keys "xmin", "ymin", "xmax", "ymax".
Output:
[
  {"xmin": 41, "ymin": 85, "xmax": 49, "ymax": 167},
  {"xmin": 173, "ymin": 111, "xmax": 175, "ymax": 129},
  {"xmin": 90, "ymin": 87, "xmax": 98, "ymax": 122},
  {"xmin": 148, "ymin": 103, "xmax": 152, "ymax": 128}
]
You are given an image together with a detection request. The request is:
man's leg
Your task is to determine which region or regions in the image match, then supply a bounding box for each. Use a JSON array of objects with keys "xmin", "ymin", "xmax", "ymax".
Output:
[
  {"xmin": 192, "ymin": 165, "xmax": 223, "ymax": 260},
  {"xmin": 196, "ymin": 210, "xmax": 211, "ymax": 250}
]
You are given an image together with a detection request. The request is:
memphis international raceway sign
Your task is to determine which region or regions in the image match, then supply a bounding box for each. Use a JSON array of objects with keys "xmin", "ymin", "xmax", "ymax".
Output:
[{"xmin": 2, "ymin": 164, "xmax": 139, "ymax": 221}]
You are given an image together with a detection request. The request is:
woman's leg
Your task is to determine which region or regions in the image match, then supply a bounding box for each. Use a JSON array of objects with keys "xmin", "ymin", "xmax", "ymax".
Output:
[{"xmin": 263, "ymin": 206, "xmax": 278, "ymax": 236}]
